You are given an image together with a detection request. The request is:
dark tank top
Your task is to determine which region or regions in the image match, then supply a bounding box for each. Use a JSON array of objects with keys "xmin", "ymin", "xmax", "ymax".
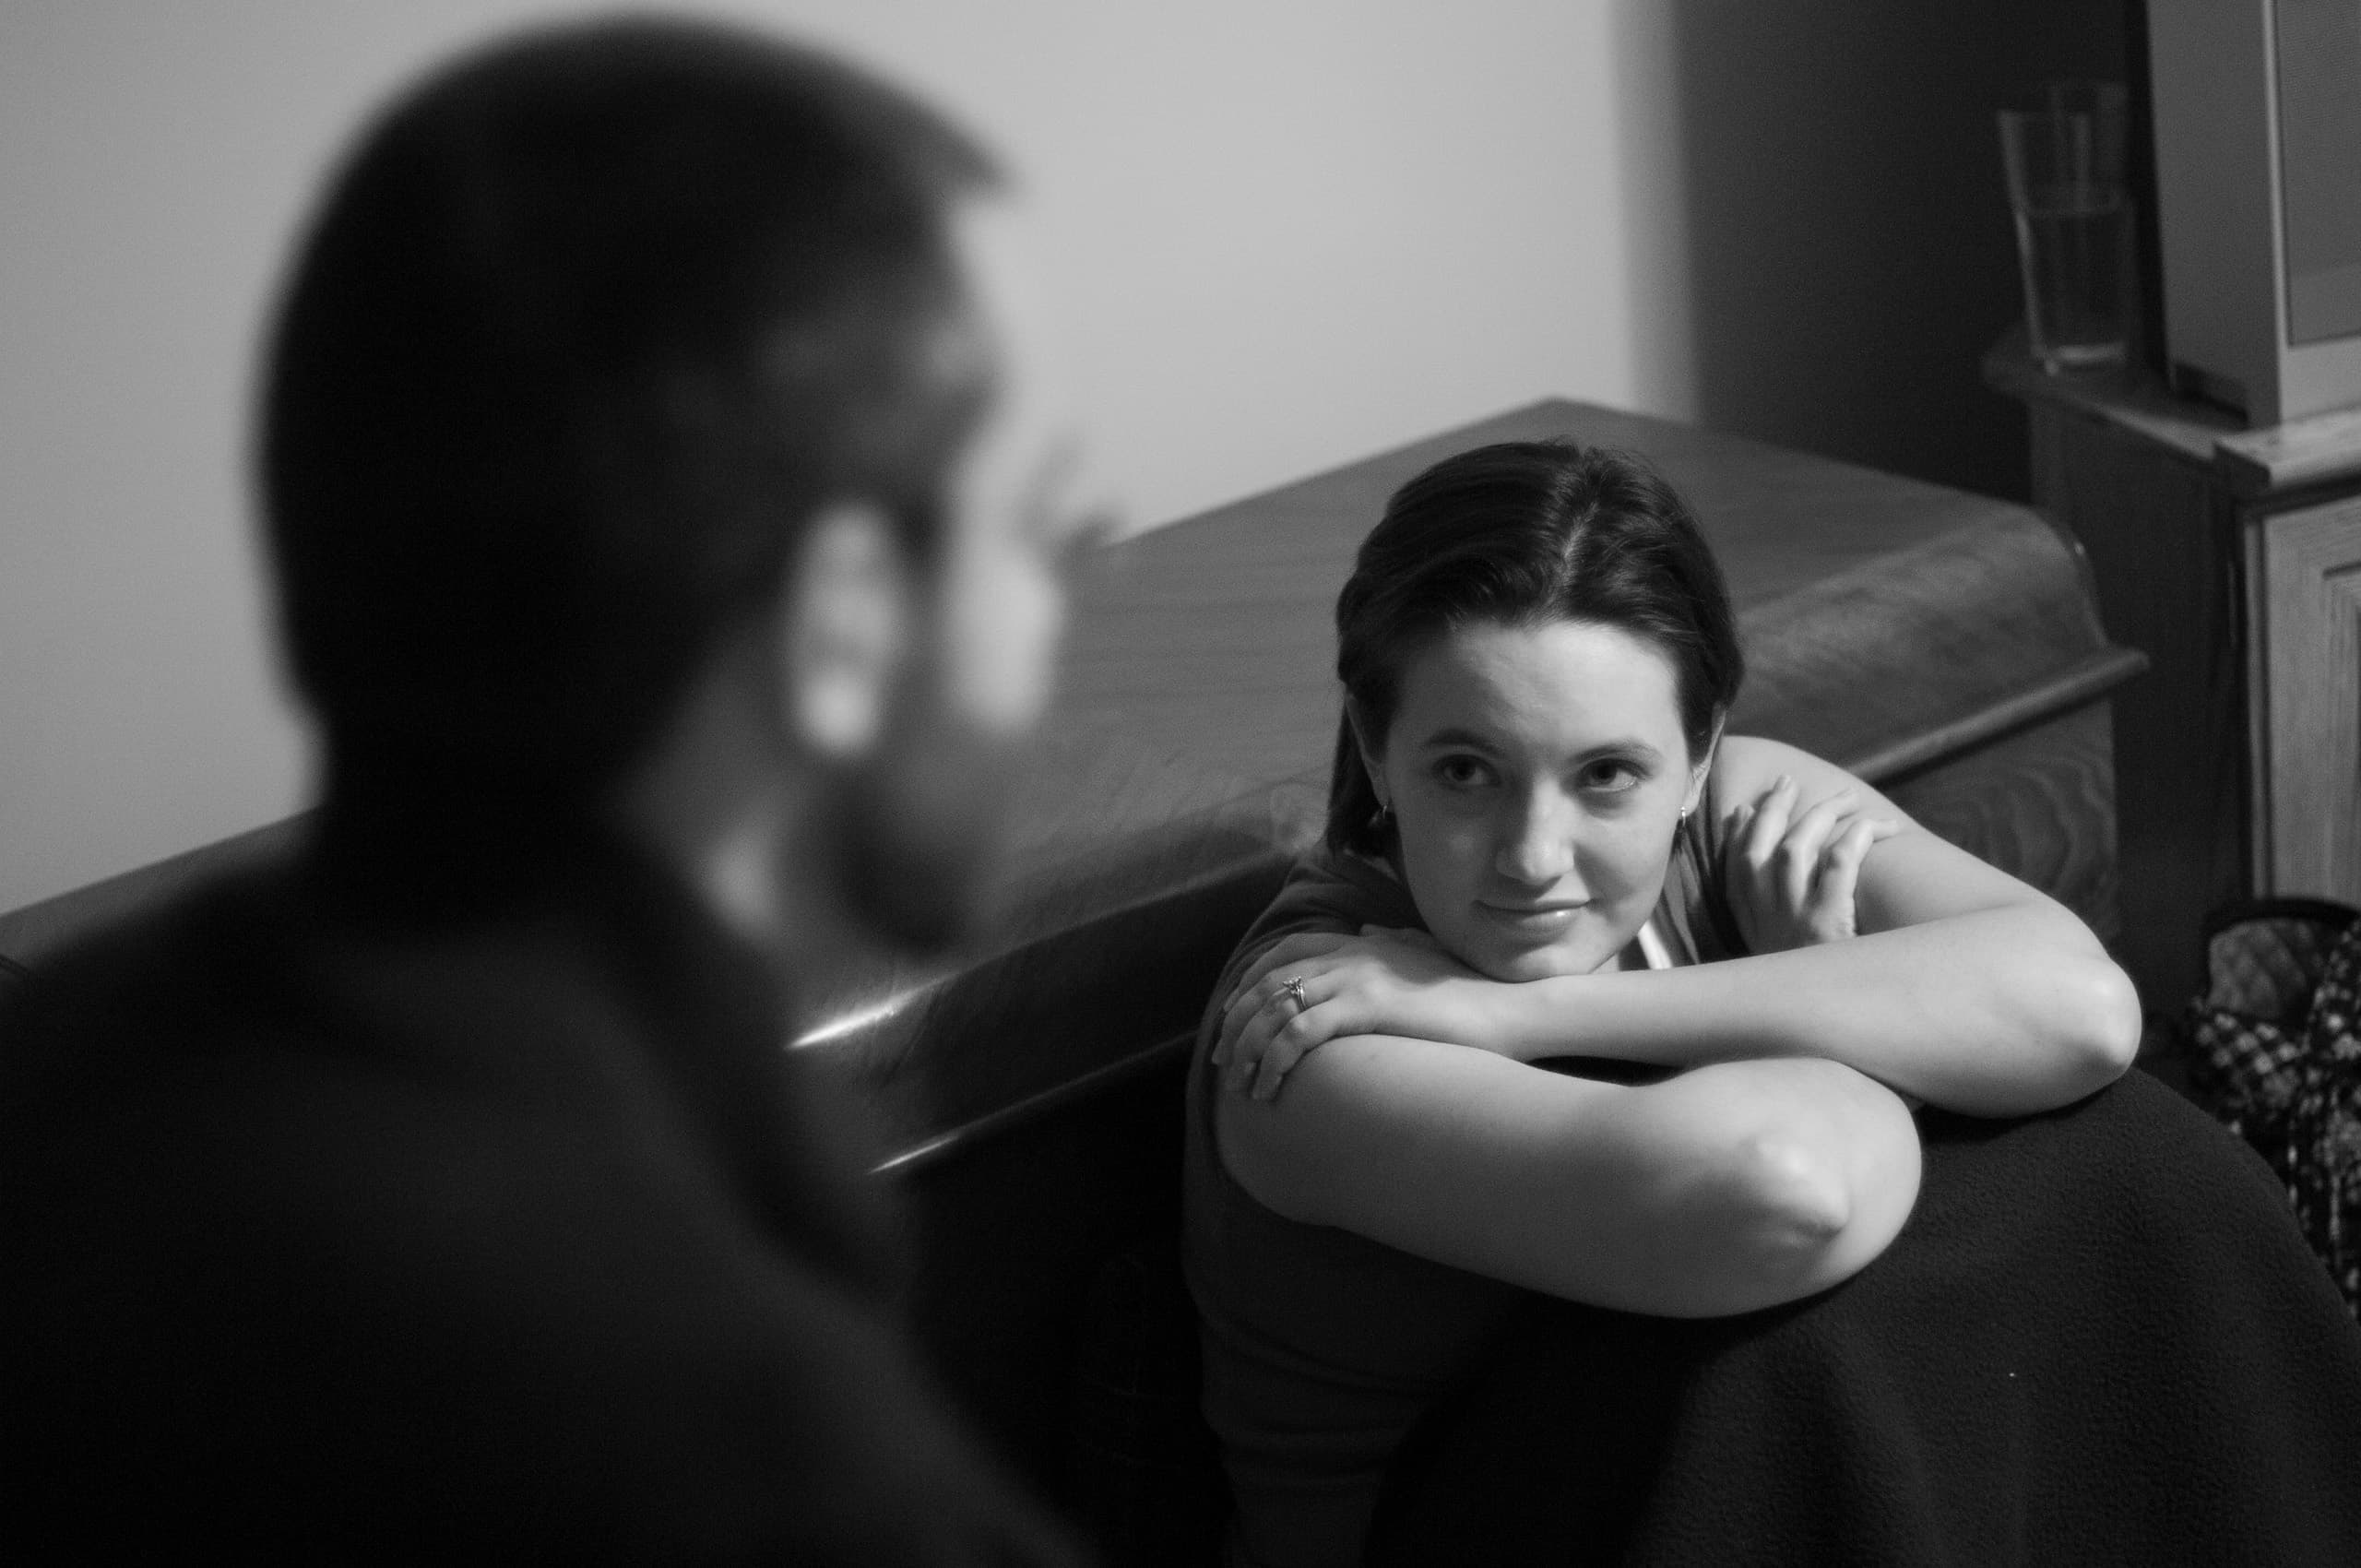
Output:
[{"xmin": 1180, "ymin": 809, "xmax": 1741, "ymax": 1568}]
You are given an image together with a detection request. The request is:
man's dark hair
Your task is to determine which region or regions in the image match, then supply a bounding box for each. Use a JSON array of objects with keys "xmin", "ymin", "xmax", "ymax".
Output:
[{"xmin": 261, "ymin": 18, "xmax": 1002, "ymax": 834}]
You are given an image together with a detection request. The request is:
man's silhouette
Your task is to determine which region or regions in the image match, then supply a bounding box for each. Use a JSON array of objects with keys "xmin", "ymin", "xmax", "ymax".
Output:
[{"xmin": 1, "ymin": 18, "xmax": 1105, "ymax": 1562}]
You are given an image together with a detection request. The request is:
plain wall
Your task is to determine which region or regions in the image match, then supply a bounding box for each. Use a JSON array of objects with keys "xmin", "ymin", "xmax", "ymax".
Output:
[{"xmin": 0, "ymin": 0, "xmax": 2118, "ymax": 912}]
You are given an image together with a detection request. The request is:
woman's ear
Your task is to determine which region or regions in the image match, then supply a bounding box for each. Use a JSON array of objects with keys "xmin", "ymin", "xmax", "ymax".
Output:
[
  {"xmin": 778, "ymin": 501, "xmax": 911, "ymax": 761},
  {"xmin": 1345, "ymin": 697, "xmax": 1390, "ymax": 812}
]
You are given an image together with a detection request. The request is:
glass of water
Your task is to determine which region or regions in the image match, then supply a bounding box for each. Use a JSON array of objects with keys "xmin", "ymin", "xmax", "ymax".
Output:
[{"xmin": 1999, "ymin": 81, "xmax": 2131, "ymax": 375}]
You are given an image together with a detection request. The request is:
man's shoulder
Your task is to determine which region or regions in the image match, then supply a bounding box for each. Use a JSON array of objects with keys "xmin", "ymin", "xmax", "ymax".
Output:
[
  {"xmin": 0, "ymin": 861, "xmax": 1084, "ymax": 1564},
  {"xmin": 2, "ymin": 860, "xmax": 293, "ymax": 1093}
]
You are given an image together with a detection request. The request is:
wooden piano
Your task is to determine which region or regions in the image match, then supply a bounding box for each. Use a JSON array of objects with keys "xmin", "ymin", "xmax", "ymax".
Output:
[{"xmin": 0, "ymin": 398, "xmax": 2144, "ymax": 1546}]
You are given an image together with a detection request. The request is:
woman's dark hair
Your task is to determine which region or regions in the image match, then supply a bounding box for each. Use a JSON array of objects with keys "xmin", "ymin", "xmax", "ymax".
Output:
[{"xmin": 1326, "ymin": 439, "xmax": 1743, "ymax": 855}]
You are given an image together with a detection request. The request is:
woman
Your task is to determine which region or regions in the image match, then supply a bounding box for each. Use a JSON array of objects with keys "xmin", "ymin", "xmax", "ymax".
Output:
[{"xmin": 1180, "ymin": 440, "xmax": 2361, "ymax": 1568}]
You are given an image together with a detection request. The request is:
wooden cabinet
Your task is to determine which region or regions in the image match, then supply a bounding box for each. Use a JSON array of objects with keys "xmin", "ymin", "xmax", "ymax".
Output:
[
  {"xmin": 2252, "ymin": 495, "xmax": 2361, "ymax": 900},
  {"xmin": 1990, "ymin": 339, "xmax": 2361, "ymax": 1010}
]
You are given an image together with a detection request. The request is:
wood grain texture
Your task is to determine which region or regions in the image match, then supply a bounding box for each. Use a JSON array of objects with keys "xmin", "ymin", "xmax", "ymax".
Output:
[
  {"xmin": 2254, "ymin": 497, "xmax": 2361, "ymax": 902},
  {"xmin": 1883, "ymin": 704, "xmax": 2123, "ymax": 947}
]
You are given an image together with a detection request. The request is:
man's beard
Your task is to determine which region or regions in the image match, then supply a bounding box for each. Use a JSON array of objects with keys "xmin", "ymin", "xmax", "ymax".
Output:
[{"xmin": 816, "ymin": 678, "xmax": 1022, "ymax": 959}]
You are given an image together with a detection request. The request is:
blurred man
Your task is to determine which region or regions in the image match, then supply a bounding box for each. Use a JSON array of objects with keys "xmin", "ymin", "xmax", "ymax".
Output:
[{"xmin": 0, "ymin": 18, "xmax": 1104, "ymax": 1562}]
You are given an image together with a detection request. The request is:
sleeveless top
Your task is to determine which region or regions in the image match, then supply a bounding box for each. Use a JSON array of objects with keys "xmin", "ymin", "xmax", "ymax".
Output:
[{"xmin": 1180, "ymin": 809, "xmax": 1743, "ymax": 1568}]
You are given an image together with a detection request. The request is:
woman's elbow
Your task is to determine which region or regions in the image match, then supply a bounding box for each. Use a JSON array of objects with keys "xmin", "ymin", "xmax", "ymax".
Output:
[
  {"xmin": 1727, "ymin": 1111, "xmax": 1917, "ymax": 1284},
  {"xmin": 2041, "ymin": 956, "xmax": 2143, "ymax": 1099},
  {"xmin": 2086, "ymin": 959, "xmax": 2144, "ymax": 1075},
  {"xmin": 1732, "ymin": 1133, "xmax": 1854, "ymax": 1250},
  {"xmin": 1661, "ymin": 1074, "xmax": 1921, "ymax": 1314}
]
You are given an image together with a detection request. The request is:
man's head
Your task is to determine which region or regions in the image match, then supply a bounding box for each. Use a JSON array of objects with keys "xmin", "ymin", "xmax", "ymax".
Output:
[{"xmin": 263, "ymin": 18, "xmax": 1100, "ymax": 947}]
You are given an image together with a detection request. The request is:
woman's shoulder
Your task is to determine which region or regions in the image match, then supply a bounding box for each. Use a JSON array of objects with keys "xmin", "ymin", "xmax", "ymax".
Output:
[
  {"xmin": 1240, "ymin": 842, "xmax": 1422, "ymax": 950},
  {"xmin": 1705, "ymin": 734, "xmax": 1832, "ymax": 810},
  {"xmin": 1198, "ymin": 845, "xmax": 1426, "ymax": 1051}
]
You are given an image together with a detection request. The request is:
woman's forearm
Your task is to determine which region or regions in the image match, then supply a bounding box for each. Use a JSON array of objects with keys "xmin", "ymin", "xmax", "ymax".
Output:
[
  {"xmin": 1483, "ymin": 904, "xmax": 2142, "ymax": 1116},
  {"xmin": 1226, "ymin": 1041, "xmax": 1923, "ymax": 1316}
]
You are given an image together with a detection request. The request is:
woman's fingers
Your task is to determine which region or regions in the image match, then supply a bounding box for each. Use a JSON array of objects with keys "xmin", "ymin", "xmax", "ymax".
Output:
[
  {"xmin": 1217, "ymin": 932, "xmax": 1345, "ymax": 1057},
  {"xmin": 1228, "ymin": 979, "xmax": 1356, "ymax": 1098},
  {"xmin": 1738, "ymin": 774, "xmax": 1797, "ymax": 868},
  {"xmin": 1227, "ymin": 932, "xmax": 1348, "ymax": 1014},
  {"xmin": 1774, "ymin": 787, "xmax": 1858, "ymax": 909},
  {"xmin": 1809, "ymin": 815, "xmax": 1897, "ymax": 925},
  {"xmin": 1722, "ymin": 772, "xmax": 1904, "ymax": 951},
  {"xmin": 1229, "ymin": 935, "xmax": 1323, "ymax": 1003},
  {"xmin": 1249, "ymin": 1027, "xmax": 1301, "ymax": 1099},
  {"xmin": 1249, "ymin": 1003, "xmax": 1336, "ymax": 1100},
  {"xmin": 1221, "ymin": 969, "xmax": 1320, "ymax": 1088}
]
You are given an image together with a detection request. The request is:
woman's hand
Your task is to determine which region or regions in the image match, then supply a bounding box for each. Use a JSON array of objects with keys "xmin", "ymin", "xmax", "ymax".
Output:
[
  {"xmin": 1721, "ymin": 775, "xmax": 1900, "ymax": 955},
  {"xmin": 1213, "ymin": 926, "xmax": 1492, "ymax": 1100}
]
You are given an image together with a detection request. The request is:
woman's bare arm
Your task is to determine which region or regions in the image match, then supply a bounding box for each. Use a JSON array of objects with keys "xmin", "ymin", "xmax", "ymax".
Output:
[
  {"xmin": 1471, "ymin": 737, "xmax": 2140, "ymax": 1115},
  {"xmin": 1223, "ymin": 736, "xmax": 2142, "ymax": 1118},
  {"xmin": 1216, "ymin": 1039, "xmax": 1921, "ymax": 1316}
]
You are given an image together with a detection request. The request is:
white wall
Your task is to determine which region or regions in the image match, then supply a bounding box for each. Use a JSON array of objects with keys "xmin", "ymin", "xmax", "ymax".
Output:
[{"xmin": 0, "ymin": 0, "xmax": 1687, "ymax": 911}]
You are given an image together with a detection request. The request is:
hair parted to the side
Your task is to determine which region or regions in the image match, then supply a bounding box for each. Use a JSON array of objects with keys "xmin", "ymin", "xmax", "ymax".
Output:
[
  {"xmin": 1326, "ymin": 439, "xmax": 1744, "ymax": 856},
  {"xmin": 262, "ymin": 18, "xmax": 1001, "ymax": 829}
]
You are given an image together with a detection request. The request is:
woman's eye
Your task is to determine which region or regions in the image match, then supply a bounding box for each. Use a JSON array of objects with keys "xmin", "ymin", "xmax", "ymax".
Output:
[
  {"xmin": 1578, "ymin": 759, "xmax": 1643, "ymax": 793},
  {"xmin": 1432, "ymin": 755, "xmax": 1495, "ymax": 790}
]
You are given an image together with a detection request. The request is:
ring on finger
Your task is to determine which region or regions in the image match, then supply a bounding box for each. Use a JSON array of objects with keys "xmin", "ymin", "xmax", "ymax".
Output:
[{"xmin": 1279, "ymin": 976, "xmax": 1307, "ymax": 1007}]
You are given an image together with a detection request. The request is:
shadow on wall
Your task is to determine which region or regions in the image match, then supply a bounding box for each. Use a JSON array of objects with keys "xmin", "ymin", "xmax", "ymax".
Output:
[{"xmin": 1661, "ymin": 0, "xmax": 2126, "ymax": 504}]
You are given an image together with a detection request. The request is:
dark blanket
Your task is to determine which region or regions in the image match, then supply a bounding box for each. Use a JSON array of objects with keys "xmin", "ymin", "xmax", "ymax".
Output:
[{"xmin": 1370, "ymin": 1069, "xmax": 2361, "ymax": 1567}]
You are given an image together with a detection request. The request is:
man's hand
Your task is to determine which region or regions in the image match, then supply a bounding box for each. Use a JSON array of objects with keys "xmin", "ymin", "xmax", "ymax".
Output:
[
  {"xmin": 1213, "ymin": 925, "xmax": 1492, "ymax": 1100},
  {"xmin": 1721, "ymin": 775, "xmax": 1898, "ymax": 954}
]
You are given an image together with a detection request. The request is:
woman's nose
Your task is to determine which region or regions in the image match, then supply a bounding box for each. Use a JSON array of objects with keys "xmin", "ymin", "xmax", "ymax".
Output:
[{"xmin": 1493, "ymin": 790, "xmax": 1579, "ymax": 887}]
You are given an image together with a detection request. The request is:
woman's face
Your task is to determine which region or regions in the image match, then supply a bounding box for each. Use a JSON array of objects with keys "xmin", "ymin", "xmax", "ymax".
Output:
[{"xmin": 1363, "ymin": 618, "xmax": 1705, "ymax": 983}]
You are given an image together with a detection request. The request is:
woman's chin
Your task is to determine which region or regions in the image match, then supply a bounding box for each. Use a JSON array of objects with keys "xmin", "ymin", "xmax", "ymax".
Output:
[{"xmin": 1465, "ymin": 939, "xmax": 1616, "ymax": 984}]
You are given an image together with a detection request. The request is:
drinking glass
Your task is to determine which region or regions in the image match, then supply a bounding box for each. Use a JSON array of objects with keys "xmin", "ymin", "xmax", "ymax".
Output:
[{"xmin": 1999, "ymin": 81, "xmax": 2131, "ymax": 374}]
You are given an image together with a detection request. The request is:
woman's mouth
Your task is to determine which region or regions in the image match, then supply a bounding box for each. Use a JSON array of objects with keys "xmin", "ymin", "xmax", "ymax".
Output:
[{"xmin": 1474, "ymin": 900, "xmax": 1584, "ymax": 940}]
